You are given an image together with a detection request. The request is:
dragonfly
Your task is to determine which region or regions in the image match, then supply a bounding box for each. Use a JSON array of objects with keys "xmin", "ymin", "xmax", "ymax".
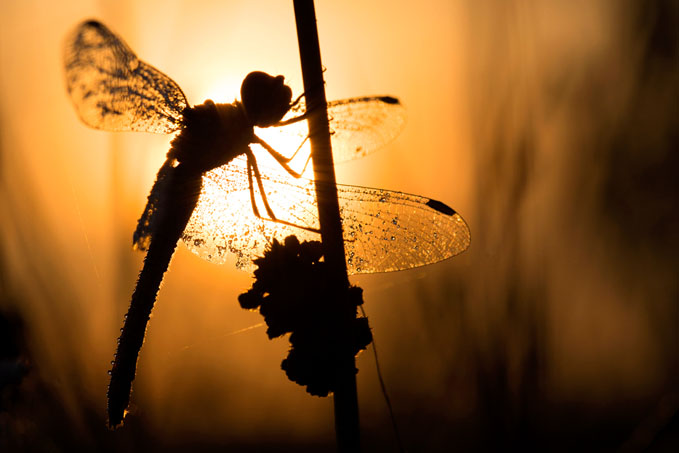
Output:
[{"xmin": 64, "ymin": 20, "xmax": 470, "ymax": 428}]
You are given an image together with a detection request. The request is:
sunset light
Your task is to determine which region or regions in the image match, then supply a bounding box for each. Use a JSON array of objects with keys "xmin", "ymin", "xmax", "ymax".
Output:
[{"xmin": 1, "ymin": 1, "xmax": 677, "ymax": 451}]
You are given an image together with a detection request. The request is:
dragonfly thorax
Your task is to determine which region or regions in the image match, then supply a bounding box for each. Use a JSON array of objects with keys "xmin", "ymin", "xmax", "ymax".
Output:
[{"xmin": 168, "ymin": 100, "xmax": 254, "ymax": 174}]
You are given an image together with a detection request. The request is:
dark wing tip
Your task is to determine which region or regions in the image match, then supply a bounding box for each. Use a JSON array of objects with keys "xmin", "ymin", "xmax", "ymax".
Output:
[
  {"xmin": 82, "ymin": 19, "xmax": 105, "ymax": 28},
  {"xmin": 378, "ymin": 96, "xmax": 400, "ymax": 105},
  {"xmin": 426, "ymin": 198, "xmax": 456, "ymax": 216}
]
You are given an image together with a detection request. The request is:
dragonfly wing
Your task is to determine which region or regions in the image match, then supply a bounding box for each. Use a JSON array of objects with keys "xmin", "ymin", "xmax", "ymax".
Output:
[
  {"xmin": 338, "ymin": 186, "xmax": 470, "ymax": 273},
  {"xmin": 326, "ymin": 96, "xmax": 406, "ymax": 162},
  {"xmin": 182, "ymin": 154, "xmax": 469, "ymax": 273},
  {"xmin": 132, "ymin": 158, "xmax": 175, "ymax": 251},
  {"xmin": 182, "ymin": 155, "xmax": 321, "ymax": 270},
  {"xmin": 64, "ymin": 20, "xmax": 188, "ymax": 133},
  {"xmin": 256, "ymin": 96, "xmax": 406, "ymax": 166}
]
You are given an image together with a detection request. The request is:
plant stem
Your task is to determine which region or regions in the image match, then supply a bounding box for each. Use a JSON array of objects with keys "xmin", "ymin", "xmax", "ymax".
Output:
[{"xmin": 293, "ymin": 1, "xmax": 360, "ymax": 451}]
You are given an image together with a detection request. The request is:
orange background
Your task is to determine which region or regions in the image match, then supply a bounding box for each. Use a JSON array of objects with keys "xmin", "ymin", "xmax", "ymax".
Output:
[{"xmin": 1, "ymin": 1, "xmax": 677, "ymax": 450}]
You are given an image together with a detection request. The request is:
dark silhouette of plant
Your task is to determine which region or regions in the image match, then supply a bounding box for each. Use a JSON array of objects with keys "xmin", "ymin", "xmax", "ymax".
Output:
[{"xmin": 239, "ymin": 236, "xmax": 371, "ymax": 397}]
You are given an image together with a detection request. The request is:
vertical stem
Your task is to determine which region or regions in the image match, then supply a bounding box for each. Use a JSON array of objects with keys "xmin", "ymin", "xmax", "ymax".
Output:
[{"xmin": 293, "ymin": 1, "xmax": 360, "ymax": 451}]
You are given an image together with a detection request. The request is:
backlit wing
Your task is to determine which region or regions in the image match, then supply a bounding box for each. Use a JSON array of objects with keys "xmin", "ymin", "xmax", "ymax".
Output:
[
  {"xmin": 64, "ymin": 20, "xmax": 188, "ymax": 133},
  {"xmin": 182, "ymin": 154, "xmax": 470, "ymax": 274},
  {"xmin": 255, "ymin": 96, "xmax": 406, "ymax": 166}
]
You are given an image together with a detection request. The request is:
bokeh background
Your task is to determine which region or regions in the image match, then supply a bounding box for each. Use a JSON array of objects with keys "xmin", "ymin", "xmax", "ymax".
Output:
[{"xmin": 1, "ymin": 0, "xmax": 677, "ymax": 451}]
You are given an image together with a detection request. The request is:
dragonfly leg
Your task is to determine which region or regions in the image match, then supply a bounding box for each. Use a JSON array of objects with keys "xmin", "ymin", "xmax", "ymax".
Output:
[
  {"xmin": 255, "ymin": 134, "xmax": 321, "ymax": 179},
  {"xmin": 274, "ymin": 95, "xmax": 328, "ymax": 127},
  {"xmin": 245, "ymin": 149, "xmax": 320, "ymax": 234},
  {"xmin": 275, "ymin": 111, "xmax": 308, "ymax": 127},
  {"xmin": 245, "ymin": 153, "xmax": 263, "ymax": 220},
  {"xmin": 290, "ymin": 135, "xmax": 313, "ymax": 167},
  {"xmin": 299, "ymin": 144, "xmax": 313, "ymax": 174},
  {"xmin": 254, "ymin": 136, "xmax": 307, "ymax": 178},
  {"xmin": 290, "ymin": 91, "xmax": 305, "ymax": 109}
]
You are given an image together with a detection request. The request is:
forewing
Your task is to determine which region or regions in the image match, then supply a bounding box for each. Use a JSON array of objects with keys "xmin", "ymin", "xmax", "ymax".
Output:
[
  {"xmin": 64, "ymin": 20, "xmax": 188, "ymax": 133},
  {"xmin": 255, "ymin": 96, "xmax": 406, "ymax": 166},
  {"xmin": 182, "ymin": 154, "xmax": 469, "ymax": 273}
]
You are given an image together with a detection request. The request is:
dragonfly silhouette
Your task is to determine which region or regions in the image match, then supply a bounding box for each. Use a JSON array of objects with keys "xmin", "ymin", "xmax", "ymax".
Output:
[{"xmin": 64, "ymin": 20, "xmax": 470, "ymax": 427}]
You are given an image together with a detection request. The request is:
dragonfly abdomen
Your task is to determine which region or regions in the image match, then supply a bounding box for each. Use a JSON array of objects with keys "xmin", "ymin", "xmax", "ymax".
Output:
[{"xmin": 108, "ymin": 166, "xmax": 202, "ymax": 428}]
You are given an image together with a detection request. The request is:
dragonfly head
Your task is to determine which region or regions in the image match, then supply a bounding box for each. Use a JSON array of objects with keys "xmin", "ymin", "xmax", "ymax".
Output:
[{"xmin": 241, "ymin": 71, "xmax": 293, "ymax": 128}]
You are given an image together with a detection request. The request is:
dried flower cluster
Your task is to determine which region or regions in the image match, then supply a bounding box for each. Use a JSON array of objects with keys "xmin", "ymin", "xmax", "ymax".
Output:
[{"xmin": 239, "ymin": 236, "xmax": 372, "ymax": 396}]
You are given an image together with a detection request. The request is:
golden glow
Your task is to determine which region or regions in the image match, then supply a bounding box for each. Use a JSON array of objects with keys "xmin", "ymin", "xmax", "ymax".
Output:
[
  {"xmin": 194, "ymin": 76, "xmax": 243, "ymax": 106},
  {"xmin": 184, "ymin": 140, "xmax": 471, "ymax": 274},
  {"xmin": 183, "ymin": 151, "xmax": 320, "ymax": 269},
  {"xmin": 2, "ymin": 1, "xmax": 670, "ymax": 449}
]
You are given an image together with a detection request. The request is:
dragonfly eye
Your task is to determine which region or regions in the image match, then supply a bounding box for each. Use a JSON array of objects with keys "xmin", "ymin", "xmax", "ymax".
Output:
[{"xmin": 241, "ymin": 71, "xmax": 293, "ymax": 128}]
